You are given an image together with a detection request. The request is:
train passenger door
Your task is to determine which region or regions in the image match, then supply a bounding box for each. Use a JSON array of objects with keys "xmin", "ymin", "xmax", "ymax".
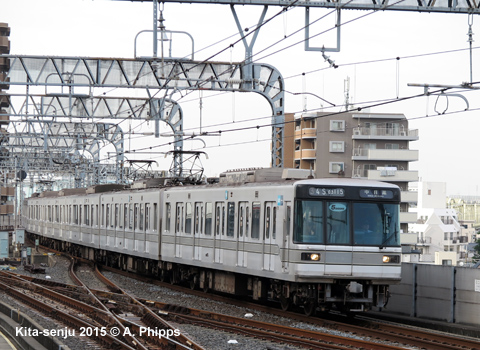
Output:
[
  {"xmin": 174, "ymin": 203, "xmax": 184, "ymax": 258},
  {"xmin": 213, "ymin": 202, "xmax": 224, "ymax": 264},
  {"xmin": 236, "ymin": 202, "xmax": 248, "ymax": 267},
  {"xmin": 193, "ymin": 202, "xmax": 203, "ymax": 260},
  {"xmin": 263, "ymin": 202, "xmax": 275, "ymax": 271},
  {"xmin": 281, "ymin": 201, "xmax": 291, "ymax": 272}
]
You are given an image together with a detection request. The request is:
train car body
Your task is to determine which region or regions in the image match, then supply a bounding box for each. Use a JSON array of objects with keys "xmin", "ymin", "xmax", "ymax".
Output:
[{"xmin": 24, "ymin": 168, "xmax": 402, "ymax": 314}]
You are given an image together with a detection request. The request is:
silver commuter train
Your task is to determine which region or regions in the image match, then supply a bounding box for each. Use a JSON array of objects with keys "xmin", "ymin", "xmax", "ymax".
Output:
[{"xmin": 23, "ymin": 168, "xmax": 402, "ymax": 314}]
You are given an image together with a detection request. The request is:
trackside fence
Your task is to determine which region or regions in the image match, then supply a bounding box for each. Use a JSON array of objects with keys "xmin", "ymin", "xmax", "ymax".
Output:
[{"xmin": 387, "ymin": 263, "xmax": 480, "ymax": 326}]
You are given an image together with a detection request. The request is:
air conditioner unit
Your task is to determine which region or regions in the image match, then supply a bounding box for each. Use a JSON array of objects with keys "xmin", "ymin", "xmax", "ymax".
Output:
[
  {"xmin": 353, "ymin": 129, "xmax": 361, "ymax": 136},
  {"xmin": 400, "ymin": 131, "xmax": 407, "ymax": 136}
]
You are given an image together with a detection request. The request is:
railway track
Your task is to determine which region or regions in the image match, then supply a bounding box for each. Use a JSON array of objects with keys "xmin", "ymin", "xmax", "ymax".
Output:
[
  {"xmin": 9, "ymin": 248, "xmax": 480, "ymax": 350},
  {"xmin": 0, "ymin": 271, "xmax": 133, "ymax": 350},
  {"xmin": 102, "ymin": 264, "xmax": 480, "ymax": 350},
  {"xmin": 2, "ymin": 266, "xmax": 399, "ymax": 350},
  {"xmin": 69, "ymin": 258, "xmax": 205, "ymax": 350}
]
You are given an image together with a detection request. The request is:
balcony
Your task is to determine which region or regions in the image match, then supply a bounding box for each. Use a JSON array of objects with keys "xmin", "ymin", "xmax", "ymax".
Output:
[
  {"xmin": 400, "ymin": 233, "xmax": 418, "ymax": 245},
  {"xmin": 368, "ymin": 169, "xmax": 418, "ymax": 182},
  {"xmin": 417, "ymin": 237, "xmax": 432, "ymax": 245},
  {"xmin": 294, "ymin": 149, "xmax": 316, "ymax": 160},
  {"xmin": 400, "ymin": 211, "xmax": 417, "ymax": 224},
  {"xmin": 352, "ymin": 148, "xmax": 419, "ymax": 162},
  {"xmin": 294, "ymin": 128, "xmax": 316, "ymax": 140},
  {"xmin": 352, "ymin": 127, "xmax": 419, "ymax": 141},
  {"xmin": 352, "ymin": 169, "xmax": 419, "ymax": 182},
  {"xmin": 401, "ymin": 191, "xmax": 418, "ymax": 203}
]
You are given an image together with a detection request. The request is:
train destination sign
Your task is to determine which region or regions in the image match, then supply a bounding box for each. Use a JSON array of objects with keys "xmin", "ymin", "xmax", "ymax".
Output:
[
  {"xmin": 308, "ymin": 187, "xmax": 345, "ymax": 197},
  {"xmin": 359, "ymin": 189, "xmax": 394, "ymax": 199}
]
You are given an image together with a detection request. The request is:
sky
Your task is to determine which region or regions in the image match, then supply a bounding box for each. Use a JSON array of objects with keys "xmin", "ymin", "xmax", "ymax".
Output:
[{"xmin": 3, "ymin": 0, "xmax": 480, "ymax": 195}]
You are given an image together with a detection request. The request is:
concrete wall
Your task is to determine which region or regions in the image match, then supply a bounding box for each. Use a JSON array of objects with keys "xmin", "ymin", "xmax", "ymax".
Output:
[{"xmin": 387, "ymin": 263, "xmax": 480, "ymax": 326}]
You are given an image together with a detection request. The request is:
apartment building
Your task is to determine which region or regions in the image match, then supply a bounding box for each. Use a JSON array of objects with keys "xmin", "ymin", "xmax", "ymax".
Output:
[
  {"xmin": 409, "ymin": 182, "xmax": 475, "ymax": 265},
  {"xmin": 286, "ymin": 111, "xmax": 419, "ymax": 234},
  {"xmin": 0, "ymin": 23, "xmax": 13, "ymax": 230}
]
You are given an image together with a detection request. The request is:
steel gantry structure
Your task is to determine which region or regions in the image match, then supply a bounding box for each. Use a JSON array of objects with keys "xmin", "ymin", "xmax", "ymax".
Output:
[
  {"xmin": 6, "ymin": 120, "xmax": 125, "ymax": 187},
  {"xmin": 1, "ymin": 55, "xmax": 285, "ymax": 182},
  {"xmin": 2, "ymin": 0, "xmax": 480, "ymax": 189}
]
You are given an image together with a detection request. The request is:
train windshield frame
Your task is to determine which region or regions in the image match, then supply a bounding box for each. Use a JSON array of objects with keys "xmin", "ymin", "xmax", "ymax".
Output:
[{"xmin": 294, "ymin": 184, "xmax": 400, "ymax": 247}]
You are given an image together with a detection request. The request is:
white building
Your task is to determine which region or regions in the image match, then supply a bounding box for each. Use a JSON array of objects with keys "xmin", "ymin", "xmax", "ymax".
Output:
[{"xmin": 408, "ymin": 182, "xmax": 472, "ymax": 265}]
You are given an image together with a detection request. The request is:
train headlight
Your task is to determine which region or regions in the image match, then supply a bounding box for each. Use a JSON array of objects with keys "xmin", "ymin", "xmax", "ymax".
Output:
[
  {"xmin": 383, "ymin": 255, "xmax": 400, "ymax": 263},
  {"xmin": 301, "ymin": 253, "xmax": 321, "ymax": 261}
]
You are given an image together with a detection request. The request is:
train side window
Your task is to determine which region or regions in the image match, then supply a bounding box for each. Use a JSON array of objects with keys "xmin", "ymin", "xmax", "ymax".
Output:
[
  {"xmin": 123, "ymin": 204, "xmax": 128, "ymax": 228},
  {"xmin": 110, "ymin": 204, "xmax": 114, "ymax": 228},
  {"xmin": 263, "ymin": 203, "xmax": 272, "ymax": 239},
  {"xmin": 238, "ymin": 205, "xmax": 244, "ymax": 237},
  {"xmin": 73, "ymin": 205, "xmax": 78, "ymax": 224},
  {"xmin": 215, "ymin": 203, "xmax": 221, "ymax": 236},
  {"xmin": 145, "ymin": 204, "xmax": 150, "ymax": 231},
  {"xmin": 175, "ymin": 204, "xmax": 182, "ymax": 233},
  {"xmin": 194, "ymin": 203, "xmax": 200, "ymax": 234},
  {"xmin": 165, "ymin": 203, "xmax": 171, "ymax": 231},
  {"xmin": 200, "ymin": 206, "xmax": 204, "ymax": 234},
  {"xmin": 118, "ymin": 204, "xmax": 123, "ymax": 229},
  {"xmin": 185, "ymin": 203, "xmax": 192, "ymax": 234},
  {"xmin": 205, "ymin": 202, "xmax": 212, "ymax": 236},
  {"xmin": 134, "ymin": 204, "xmax": 139, "ymax": 230},
  {"xmin": 286, "ymin": 205, "xmax": 291, "ymax": 237},
  {"xmin": 245, "ymin": 205, "xmax": 250, "ymax": 238},
  {"xmin": 113, "ymin": 204, "xmax": 118, "ymax": 228},
  {"xmin": 106, "ymin": 205, "xmax": 110, "ymax": 228},
  {"xmin": 251, "ymin": 201, "xmax": 261, "ymax": 240},
  {"xmin": 95, "ymin": 205, "xmax": 98, "ymax": 226},
  {"xmin": 264, "ymin": 206, "xmax": 270, "ymax": 239},
  {"xmin": 84, "ymin": 205, "xmax": 90, "ymax": 226},
  {"xmin": 139, "ymin": 204, "xmax": 144, "ymax": 231},
  {"xmin": 153, "ymin": 203, "xmax": 158, "ymax": 231},
  {"xmin": 227, "ymin": 202, "xmax": 235, "ymax": 237},
  {"xmin": 273, "ymin": 207, "xmax": 277, "ymax": 240},
  {"xmin": 129, "ymin": 204, "xmax": 134, "ymax": 230},
  {"xmin": 222, "ymin": 206, "xmax": 225, "ymax": 236}
]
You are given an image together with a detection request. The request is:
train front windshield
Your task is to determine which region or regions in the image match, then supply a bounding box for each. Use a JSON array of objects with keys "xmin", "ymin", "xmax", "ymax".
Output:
[{"xmin": 294, "ymin": 200, "xmax": 400, "ymax": 246}]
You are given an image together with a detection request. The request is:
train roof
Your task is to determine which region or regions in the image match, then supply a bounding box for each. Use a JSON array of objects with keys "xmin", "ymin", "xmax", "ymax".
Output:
[
  {"xmin": 295, "ymin": 178, "xmax": 400, "ymax": 189},
  {"xmin": 28, "ymin": 169, "xmax": 400, "ymax": 200}
]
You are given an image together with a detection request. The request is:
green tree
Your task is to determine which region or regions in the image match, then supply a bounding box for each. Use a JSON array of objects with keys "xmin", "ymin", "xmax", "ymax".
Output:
[{"xmin": 473, "ymin": 238, "xmax": 480, "ymax": 263}]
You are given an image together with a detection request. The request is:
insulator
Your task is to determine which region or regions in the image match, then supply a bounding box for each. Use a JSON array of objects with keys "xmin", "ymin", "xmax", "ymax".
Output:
[{"xmin": 226, "ymin": 78, "xmax": 243, "ymax": 85}]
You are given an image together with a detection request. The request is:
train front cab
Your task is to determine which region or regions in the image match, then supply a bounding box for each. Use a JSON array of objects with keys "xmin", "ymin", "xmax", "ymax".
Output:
[{"xmin": 280, "ymin": 180, "xmax": 402, "ymax": 314}]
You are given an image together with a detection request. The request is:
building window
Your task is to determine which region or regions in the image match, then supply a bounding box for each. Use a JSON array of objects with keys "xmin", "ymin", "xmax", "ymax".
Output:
[
  {"xmin": 330, "ymin": 120, "xmax": 345, "ymax": 132},
  {"xmin": 386, "ymin": 143, "xmax": 400, "ymax": 149},
  {"xmin": 358, "ymin": 164, "xmax": 376, "ymax": 178},
  {"xmin": 329, "ymin": 141, "xmax": 345, "ymax": 153},
  {"xmin": 329, "ymin": 162, "xmax": 344, "ymax": 174}
]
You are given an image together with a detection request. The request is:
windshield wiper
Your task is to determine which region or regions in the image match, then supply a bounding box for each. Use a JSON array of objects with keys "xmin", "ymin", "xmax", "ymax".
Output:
[{"xmin": 380, "ymin": 227, "xmax": 398, "ymax": 249}]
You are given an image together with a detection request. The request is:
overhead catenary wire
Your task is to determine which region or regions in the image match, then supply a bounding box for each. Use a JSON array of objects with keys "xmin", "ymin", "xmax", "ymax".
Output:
[
  {"xmin": 31, "ymin": 2, "xmax": 478, "ymax": 169},
  {"xmin": 99, "ymin": 84, "xmax": 468, "ymax": 163}
]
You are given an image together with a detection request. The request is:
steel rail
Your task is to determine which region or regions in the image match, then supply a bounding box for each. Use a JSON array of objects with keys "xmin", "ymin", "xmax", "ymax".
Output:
[
  {"xmin": 0, "ymin": 279, "xmax": 136, "ymax": 350},
  {"xmin": 68, "ymin": 258, "xmax": 151, "ymax": 350},
  {"xmin": 94, "ymin": 265, "xmax": 205, "ymax": 350}
]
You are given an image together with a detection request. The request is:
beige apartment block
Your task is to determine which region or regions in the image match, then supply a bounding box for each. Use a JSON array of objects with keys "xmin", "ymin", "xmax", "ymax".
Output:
[{"xmin": 287, "ymin": 111, "xmax": 419, "ymax": 233}]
